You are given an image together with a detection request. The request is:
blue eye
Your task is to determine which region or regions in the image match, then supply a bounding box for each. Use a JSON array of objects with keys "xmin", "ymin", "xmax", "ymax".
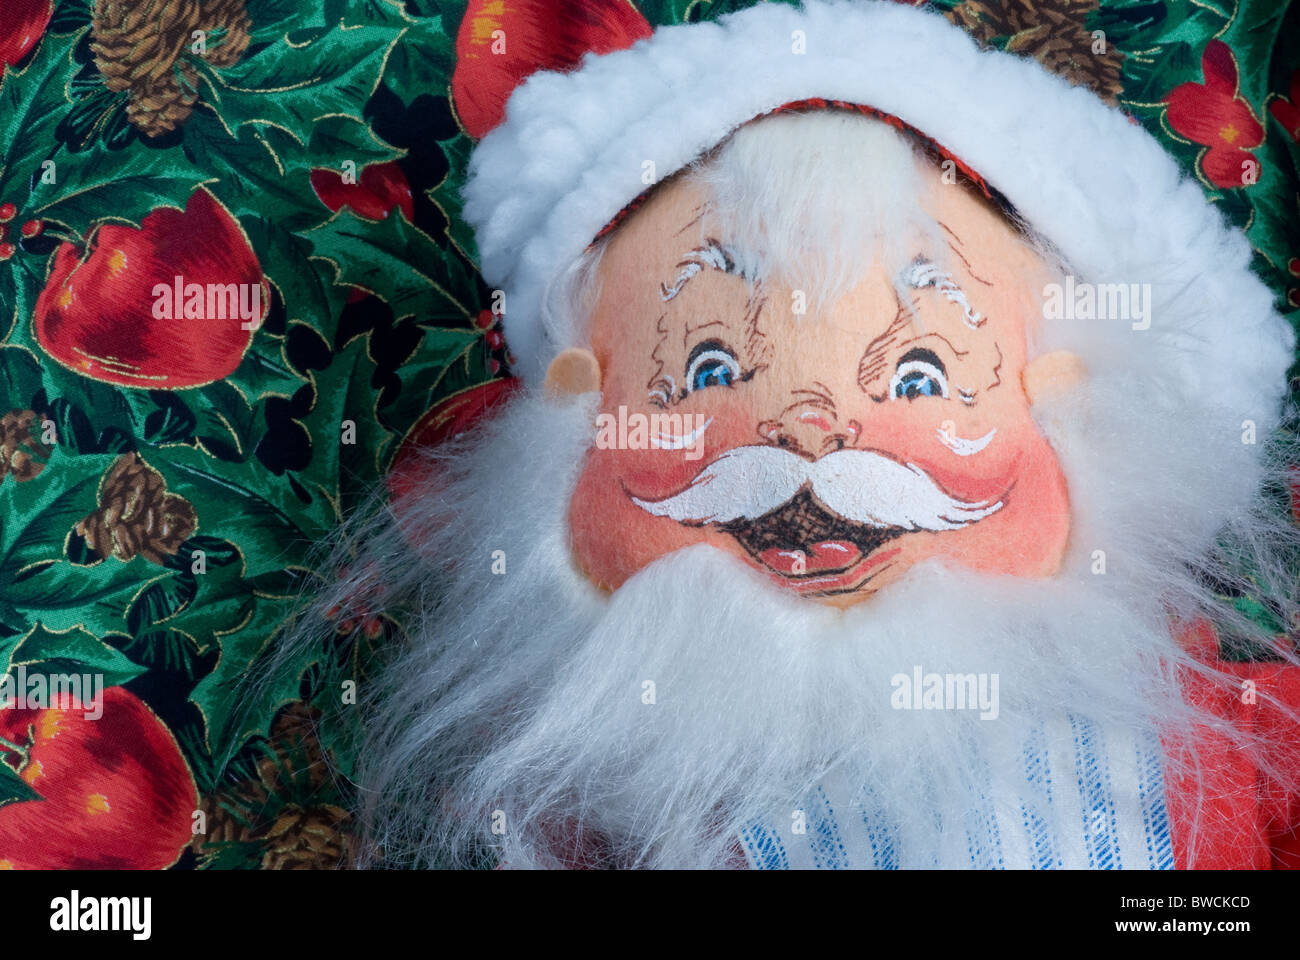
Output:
[
  {"xmin": 685, "ymin": 347, "xmax": 740, "ymax": 393},
  {"xmin": 890, "ymin": 359, "xmax": 948, "ymax": 400},
  {"xmin": 895, "ymin": 371, "xmax": 942, "ymax": 398},
  {"xmin": 692, "ymin": 360, "xmax": 733, "ymax": 390}
]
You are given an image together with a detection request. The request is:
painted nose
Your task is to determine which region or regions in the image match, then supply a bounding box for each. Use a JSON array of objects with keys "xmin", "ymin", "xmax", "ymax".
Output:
[{"xmin": 758, "ymin": 406, "xmax": 861, "ymax": 459}]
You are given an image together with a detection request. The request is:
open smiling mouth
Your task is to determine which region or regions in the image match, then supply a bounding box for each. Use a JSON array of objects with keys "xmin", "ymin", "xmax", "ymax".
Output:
[{"xmin": 719, "ymin": 488, "xmax": 906, "ymax": 595}]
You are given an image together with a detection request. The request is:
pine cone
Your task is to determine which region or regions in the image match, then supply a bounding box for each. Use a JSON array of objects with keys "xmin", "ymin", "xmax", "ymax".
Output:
[
  {"xmin": 91, "ymin": 0, "xmax": 200, "ymax": 93},
  {"xmin": 124, "ymin": 65, "xmax": 200, "ymax": 139},
  {"xmin": 75, "ymin": 452, "xmax": 197, "ymax": 564},
  {"xmin": 195, "ymin": 796, "xmax": 354, "ymax": 869},
  {"xmin": 261, "ymin": 804, "xmax": 353, "ymax": 869},
  {"xmin": 947, "ymin": 0, "xmax": 1125, "ymax": 106},
  {"xmin": 91, "ymin": 0, "xmax": 252, "ymax": 137},
  {"xmin": 192, "ymin": 703, "xmax": 356, "ymax": 869},
  {"xmin": 198, "ymin": 0, "xmax": 252, "ymax": 68},
  {"xmin": 0, "ymin": 410, "xmax": 53, "ymax": 483},
  {"xmin": 200, "ymin": 795, "xmax": 258, "ymax": 844}
]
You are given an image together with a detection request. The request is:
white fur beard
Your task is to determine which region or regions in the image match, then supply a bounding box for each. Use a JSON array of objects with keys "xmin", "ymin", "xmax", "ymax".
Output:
[
  {"xmin": 467, "ymin": 544, "xmax": 1194, "ymax": 870},
  {"xmin": 327, "ymin": 391, "xmax": 1300, "ymax": 870}
]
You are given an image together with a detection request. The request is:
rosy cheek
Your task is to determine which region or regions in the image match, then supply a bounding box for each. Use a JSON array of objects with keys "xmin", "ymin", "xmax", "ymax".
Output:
[
  {"xmin": 610, "ymin": 395, "xmax": 757, "ymax": 499},
  {"xmin": 858, "ymin": 404, "xmax": 1036, "ymax": 503},
  {"xmin": 569, "ymin": 394, "xmax": 760, "ymax": 585}
]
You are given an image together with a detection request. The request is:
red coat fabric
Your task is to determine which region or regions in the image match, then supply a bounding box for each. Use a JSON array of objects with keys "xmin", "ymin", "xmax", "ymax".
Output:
[{"xmin": 1165, "ymin": 642, "xmax": 1300, "ymax": 869}]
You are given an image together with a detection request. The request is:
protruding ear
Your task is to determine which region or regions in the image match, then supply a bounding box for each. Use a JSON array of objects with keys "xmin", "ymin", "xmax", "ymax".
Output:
[
  {"xmin": 453, "ymin": 0, "xmax": 653, "ymax": 140},
  {"xmin": 545, "ymin": 347, "xmax": 602, "ymax": 396},
  {"xmin": 1022, "ymin": 350, "xmax": 1087, "ymax": 406}
]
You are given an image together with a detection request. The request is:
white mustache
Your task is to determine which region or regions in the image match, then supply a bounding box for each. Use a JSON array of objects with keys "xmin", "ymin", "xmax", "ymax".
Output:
[{"xmin": 631, "ymin": 444, "xmax": 1003, "ymax": 530}]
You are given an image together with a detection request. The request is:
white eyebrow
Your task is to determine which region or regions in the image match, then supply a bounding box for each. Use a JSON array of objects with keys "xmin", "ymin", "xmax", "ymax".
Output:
[
  {"xmin": 903, "ymin": 256, "xmax": 985, "ymax": 330},
  {"xmin": 660, "ymin": 240, "xmax": 741, "ymax": 302}
]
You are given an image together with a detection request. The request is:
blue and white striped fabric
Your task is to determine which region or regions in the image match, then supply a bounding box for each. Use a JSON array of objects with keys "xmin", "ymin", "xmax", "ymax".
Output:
[{"xmin": 739, "ymin": 715, "xmax": 1175, "ymax": 870}]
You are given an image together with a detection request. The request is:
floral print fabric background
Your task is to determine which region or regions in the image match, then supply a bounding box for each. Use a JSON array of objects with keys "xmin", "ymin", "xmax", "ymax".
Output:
[{"xmin": 0, "ymin": 0, "xmax": 1297, "ymax": 870}]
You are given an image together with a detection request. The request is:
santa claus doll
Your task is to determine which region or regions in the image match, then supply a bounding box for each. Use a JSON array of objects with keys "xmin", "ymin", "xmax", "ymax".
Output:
[{"xmin": 305, "ymin": 0, "xmax": 1300, "ymax": 869}]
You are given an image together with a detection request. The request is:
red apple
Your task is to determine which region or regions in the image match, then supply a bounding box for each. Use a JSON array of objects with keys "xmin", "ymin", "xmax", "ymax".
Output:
[
  {"xmin": 0, "ymin": 0, "xmax": 53, "ymax": 74},
  {"xmin": 33, "ymin": 189, "xmax": 266, "ymax": 388},
  {"xmin": 452, "ymin": 0, "xmax": 652, "ymax": 139},
  {"xmin": 0, "ymin": 686, "xmax": 199, "ymax": 869}
]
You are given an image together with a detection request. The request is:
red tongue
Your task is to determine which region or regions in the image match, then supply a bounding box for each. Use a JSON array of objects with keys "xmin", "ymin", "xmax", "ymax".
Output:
[{"xmin": 759, "ymin": 540, "xmax": 862, "ymax": 576}]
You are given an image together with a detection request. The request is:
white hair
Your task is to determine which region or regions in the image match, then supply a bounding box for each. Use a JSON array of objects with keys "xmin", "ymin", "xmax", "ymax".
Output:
[{"xmin": 694, "ymin": 109, "xmax": 943, "ymax": 312}]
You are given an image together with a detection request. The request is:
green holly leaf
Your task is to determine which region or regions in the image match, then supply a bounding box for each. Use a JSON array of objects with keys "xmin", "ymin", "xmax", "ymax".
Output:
[
  {"xmin": 137, "ymin": 562, "xmax": 261, "ymax": 656},
  {"xmin": 0, "ymin": 450, "xmax": 112, "ymax": 578},
  {"xmin": 1151, "ymin": 2, "xmax": 1230, "ymax": 48},
  {"xmin": 245, "ymin": 0, "xmax": 325, "ymax": 39},
  {"xmin": 381, "ymin": 18, "xmax": 455, "ymax": 92},
  {"xmin": 0, "ymin": 263, "xmax": 15, "ymax": 336},
  {"xmin": 125, "ymin": 572, "xmax": 200, "ymax": 636},
  {"xmin": 431, "ymin": 132, "xmax": 478, "ymax": 262},
  {"xmin": 34, "ymin": 373, "xmax": 148, "ymax": 455},
  {"xmin": 242, "ymin": 218, "xmax": 345, "ymax": 339},
  {"xmin": 223, "ymin": 339, "xmax": 309, "ymax": 405},
  {"xmin": 1, "ymin": 262, "xmax": 42, "ymax": 360},
  {"xmin": 299, "ymin": 334, "xmax": 392, "ymax": 510},
  {"xmin": 31, "ymin": 151, "xmax": 215, "ymax": 238},
  {"xmin": 1222, "ymin": 2, "xmax": 1294, "ymax": 104},
  {"xmin": 47, "ymin": 1, "xmax": 93, "ymax": 34},
  {"xmin": 1213, "ymin": 188, "xmax": 1255, "ymax": 232},
  {"xmin": 111, "ymin": 627, "xmax": 217, "ymax": 682},
  {"xmin": 247, "ymin": 566, "xmax": 314, "ymax": 599},
  {"xmin": 386, "ymin": 325, "xmax": 484, "ymax": 437},
  {"xmin": 182, "ymin": 114, "xmax": 316, "ymax": 226},
  {"xmin": 35, "ymin": 395, "xmax": 135, "ymax": 458},
  {"xmin": 195, "ymin": 380, "xmax": 260, "ymax": 464},
  {"xmin": 0, "ymin": 28, "xmax": 79, "ymax": 212},
  {"xmin": 4, "ymin": 622, "xmax": 146, "ymax": 689},
  {"xmin": 1090, "ymin": 1, "xmax": 1169, "ymax": 52},
  {"xmin": 305, "ymin": 114, "xmax": 403, "ymax": 175},
  {"xmin": 0, "ymin": 346, "xmax": 44, "ymax": 412},
  {"xmin": 165, "ymin": 535, "xmax": 243, "ymax": 573},
  {"xmin": 187, "ymin": 113, "xmax": 402, "ymax": 230},
  {"xmin": 4, "ymin": 558, "xmax": 155, "ymax": 637},
  {"xmin": 306, "ymin": 208, "xmax": 476, "ymax": 321},
  {"xmin": 206, "ymin": 22, "xmax": 402, "ymax": 147},
  {"xmin": 189, "ymin": 592, "xmax": 311, "ymax": 774},
  {"xmin": 323, "ymin": 0, "xmax": 417, "ymax": 29},
  {"xmin": 153, "ymin": 446, "xmax": 330, "ymax": 566},
  {"xmin": 141, "ymin": 391, "xmax": 199, "ymax": 446}
]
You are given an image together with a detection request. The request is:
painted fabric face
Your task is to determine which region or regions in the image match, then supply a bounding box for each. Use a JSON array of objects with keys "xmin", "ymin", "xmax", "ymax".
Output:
[{"xmin": 569, "ymin": 168, "xmax": 1071, "ymax": 607}]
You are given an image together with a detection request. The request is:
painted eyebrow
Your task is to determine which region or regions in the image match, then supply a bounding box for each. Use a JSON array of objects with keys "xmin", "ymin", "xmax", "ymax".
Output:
[
  {"xmin": 900, "ymin": 255, "xmax": 985, "ymax": 330},
  {"xmin": 901, "ymin": 255, "xmax": 944, "ymax": 289},
  {"xmin": 660, "ymin": 238, "xmax": 742, "ymax": 302}
]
